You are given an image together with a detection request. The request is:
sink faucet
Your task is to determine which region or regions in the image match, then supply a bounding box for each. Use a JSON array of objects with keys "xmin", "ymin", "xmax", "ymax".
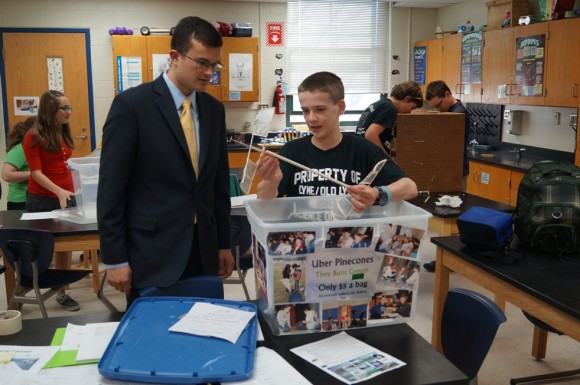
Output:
[
  {"xmin": 469, "ymin": 139, "xmax": 479, "ymax": 147},
  {"xmin": 512, "ymin": 147, "xmax": 525, "ymax": 161}
]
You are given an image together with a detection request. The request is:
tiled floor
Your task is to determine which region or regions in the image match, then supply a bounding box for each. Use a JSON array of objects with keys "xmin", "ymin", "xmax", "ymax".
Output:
[{"xmin": 1, "ymin": 233, "xmax": 578, "ymax": 385}]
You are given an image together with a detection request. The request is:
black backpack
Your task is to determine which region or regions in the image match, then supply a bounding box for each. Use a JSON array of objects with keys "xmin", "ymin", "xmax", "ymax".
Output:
[{"xmin": 513, "ymin": 160, "xmax": 580, "ymax": 261}]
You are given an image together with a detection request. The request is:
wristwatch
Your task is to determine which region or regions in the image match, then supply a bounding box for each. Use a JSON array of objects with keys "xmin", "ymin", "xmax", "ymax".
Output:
[{"xmin": 374, "ymin": 186, "xmax": 388, "ymax": 206}]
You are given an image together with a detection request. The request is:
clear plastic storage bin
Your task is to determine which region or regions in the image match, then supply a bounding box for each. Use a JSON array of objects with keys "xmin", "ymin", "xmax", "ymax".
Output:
[
  {"xmin": 54, "ymin": 156, "xmax": 99, "ymax": 224},
  {"xmin": 244, "ymin": 196, "xmax": 431, "ymax": 336}
]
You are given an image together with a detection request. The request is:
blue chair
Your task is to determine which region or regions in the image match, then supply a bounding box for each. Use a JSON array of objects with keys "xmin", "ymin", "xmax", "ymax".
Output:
[
  {"xmin": 441, "ymin": 288, "xmax": 507, "ymax": 382},
  {"xmin": 509, "ymin": 312, "xmax": 580, "ymax": 384},
  {"xmin": 227, "ymin": 215, "xmax": 254, "ymax": 300},
  {"xmin": 139, "ymin": 275, "xmax": 224, "ymax": 299},
  {"xmin": 0, "ymin": 228, "xmax": 91, "ymax": 318}
]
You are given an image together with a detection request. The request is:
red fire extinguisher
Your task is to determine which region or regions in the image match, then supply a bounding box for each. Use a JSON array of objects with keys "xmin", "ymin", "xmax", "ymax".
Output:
[{"xmin": 274, "ymin": 82, "xmax": 286, "ymax": 115}]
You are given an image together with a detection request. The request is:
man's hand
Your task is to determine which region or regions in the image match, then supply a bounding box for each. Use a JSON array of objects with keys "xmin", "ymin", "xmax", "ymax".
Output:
[
  {"xmin": 106, "ymin": 265, "xmax": 132, "ymax": 294},
  {"xmin": 218, "ymin": 249, "xmax": 235, "ymax": 279},
  {"xmin": 347, "ymin": 184, "xmax": 379, "ymax": 212}
]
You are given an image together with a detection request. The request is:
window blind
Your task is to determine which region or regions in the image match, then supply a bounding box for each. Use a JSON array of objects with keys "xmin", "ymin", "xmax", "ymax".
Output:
[{"xmin": 286, "ymin": 0, "xmax": 389, "ymax": 95}]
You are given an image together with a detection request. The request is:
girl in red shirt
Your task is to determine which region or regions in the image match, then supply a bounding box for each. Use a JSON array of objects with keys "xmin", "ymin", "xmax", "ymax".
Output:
[{"xmin": 23, "ymin": 90, "xmax": 80, "ymax": 311}]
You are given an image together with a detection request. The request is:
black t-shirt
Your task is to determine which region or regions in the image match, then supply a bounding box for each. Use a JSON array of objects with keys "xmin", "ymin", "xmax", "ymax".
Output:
[
  {"xmin": 355, "ymin": 98, "xmax": 397, "ymax": 154},
  {"xmin": 448, "ymin": 100, "xmax": 470, "ymax": 176},
  {"xmin": 277, "ymin": 134, "xmax": 406, "ymax": 198}
]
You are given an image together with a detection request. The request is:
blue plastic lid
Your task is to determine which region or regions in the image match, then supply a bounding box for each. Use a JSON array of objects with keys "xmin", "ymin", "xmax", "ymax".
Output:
[{"xmin": 98, "ymin": 297, "xmax": 257, "ymax": 384}]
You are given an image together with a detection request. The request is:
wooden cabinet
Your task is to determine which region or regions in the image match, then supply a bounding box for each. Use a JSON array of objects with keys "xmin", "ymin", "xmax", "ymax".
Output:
[
  {"xmin": 467, "ymin": 160, "xmax": 524, "ymax": 206},
  {"xmin": 482, "ymin": 23, "xmax": 549, "ymax": 106},
  {"xmin": 206, "ymin": 37, "xmax": 259, "ymax": 102},
  {"xmin": 414, "ymin": 39, "xmax": 442, "ymax": 95},
  {"xmin": 510, "ymin": 22, "xmax": 549, "ymax": 106},
  {"xmin": 112, "ymin": 36, "xmax": 259, "ymax": 102},
  {"xmin": 467, "ymin": 161, "xmax": 512, "ymax": 204},
  {"xmin": 545, "ymin": 18, "xmax": 580, "ymax": 107},
  {"xmin": 418, "ymin": 19, "xmax": 580, "ymax": 108},
  {"xmin": 481, "ymin": 28, "xmax": 514, "ymax": 104},
  {"xmin": 458, "ymin": 32, "xmax": 483, "ymax": 103},
  {"xmin": 441, "ymin": 35, "xmax": 462, "ymax": 98},
  {"xmin": 415, "ymin": 34, "xmax": 480, "ymax": 103},
  {"xmin": 509, "ymin": 170, "xmax": 525, "ymax": 207}
]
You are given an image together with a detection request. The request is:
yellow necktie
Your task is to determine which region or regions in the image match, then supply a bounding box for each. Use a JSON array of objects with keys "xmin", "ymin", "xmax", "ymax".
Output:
[{"xmin": 180, "ymin": 99, "xmax": 199, "ymax": 177}]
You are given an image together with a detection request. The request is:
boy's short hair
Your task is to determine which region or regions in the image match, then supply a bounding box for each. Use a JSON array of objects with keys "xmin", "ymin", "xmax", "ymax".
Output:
[
  {"xmin": 390, "ymin": 81, "xmax": 424, "ymax": 108},
  {"xmin": 298, "ymin": 71, "xmax": 345, "ymax": 104},
  {"xmin": 425, "ymin": 80, "xmax": 451, "ymax": 101}
]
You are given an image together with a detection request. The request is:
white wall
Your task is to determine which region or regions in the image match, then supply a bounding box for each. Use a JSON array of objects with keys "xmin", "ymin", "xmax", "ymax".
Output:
[
  {"xmin": 0, "ymin": 0, "xmax": 288, "ymax": 143},
  {"xmin": 0, "ymin": 0, "xmax": 287, "ymax": 208}
]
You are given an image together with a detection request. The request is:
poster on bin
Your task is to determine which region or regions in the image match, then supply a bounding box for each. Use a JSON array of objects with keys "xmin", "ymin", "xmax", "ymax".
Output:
[{"xmin": 264, "ymin": 222, "xmax": 425, "ymax": 334}]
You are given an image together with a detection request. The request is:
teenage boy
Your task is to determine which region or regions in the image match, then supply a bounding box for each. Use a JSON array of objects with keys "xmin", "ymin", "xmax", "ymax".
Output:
[
  {"xmin": 256, "ymin": 71, "xmax": 418, "ymax": 212},
  {"xmin": 355, "ymin": 81, "xmax": 424, "ymax": 155},
  {"xmin": 422, "ymin": 80, "xmax": 471, "ymax": 273}
]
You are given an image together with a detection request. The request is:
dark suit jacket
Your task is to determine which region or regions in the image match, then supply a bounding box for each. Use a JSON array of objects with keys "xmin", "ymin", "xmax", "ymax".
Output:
[{"xmin": 97, "ymin": 76, "xmax": 231, "ymax": 289}]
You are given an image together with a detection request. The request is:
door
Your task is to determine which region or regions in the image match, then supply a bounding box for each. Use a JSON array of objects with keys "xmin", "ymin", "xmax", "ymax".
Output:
[
  {"xmin": 1, "ymin": 30, "xmax": 94, "ymax": 156},
  {"xmin": 545, "ymin": 18, "xmax": 580, "ymax": 107},
  {"xmin": 482, "ymin": 28, "xmax": 514, "ymax": 104}
]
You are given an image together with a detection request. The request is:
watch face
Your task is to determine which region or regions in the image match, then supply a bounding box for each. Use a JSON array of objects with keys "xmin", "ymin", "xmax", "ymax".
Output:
[{"xmin": 378, "ymin": 188, "xmax": 387, "ymax": 206}]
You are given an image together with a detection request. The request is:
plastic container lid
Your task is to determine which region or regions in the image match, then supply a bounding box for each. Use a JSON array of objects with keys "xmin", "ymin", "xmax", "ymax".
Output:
[{"xmin": 98, "ymin": 297, "xmax": 257, "ymax": 384}]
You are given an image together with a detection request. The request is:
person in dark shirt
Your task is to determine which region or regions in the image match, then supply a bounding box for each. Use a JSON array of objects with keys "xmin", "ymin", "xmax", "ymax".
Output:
[
  {"xmin": 423, "ymin": 80, "xmax": 471, "ymax": 273},
  {"xmin": 355, "ymin": 81, "xmax": 423, "ymax": 155},
  {"xmin": 256, "ymin": 72, "xmax": 418, "ymax": 210}
]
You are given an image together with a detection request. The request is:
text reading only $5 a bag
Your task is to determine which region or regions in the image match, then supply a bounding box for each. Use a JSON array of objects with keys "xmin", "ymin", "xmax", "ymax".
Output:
[{"xmin": 514, "ymin": 160, "xmax": 580, "ymax": 261}]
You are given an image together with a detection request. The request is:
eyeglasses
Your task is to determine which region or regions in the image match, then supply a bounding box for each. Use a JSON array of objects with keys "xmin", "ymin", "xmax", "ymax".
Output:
[
  {"xmin": 58, "ymin": 105, "xmax": 73, "ymax": 113},
  {"xmin": 180, "ymin": 52, "xmax": 223, "ymax": 72}
]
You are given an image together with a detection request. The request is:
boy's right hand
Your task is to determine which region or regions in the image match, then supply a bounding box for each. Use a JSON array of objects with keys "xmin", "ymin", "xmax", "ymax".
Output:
[
  {"xmin": 256, "ymin": 155, "xmax": 283, "ymax": 199},
  {"xmin": 257, "ymin": 155, "xmax": 283, "ymax": 182}
]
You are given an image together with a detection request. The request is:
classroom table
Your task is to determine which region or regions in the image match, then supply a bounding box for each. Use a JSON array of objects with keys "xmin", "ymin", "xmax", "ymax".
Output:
[
  {"xmin": 0, "ymin": 210, "xmax": 101, "ymax": 304},
  {"xmin": 430, "ymin": 236, "xmax": 580, "ymax": 360},
  {"xmin": 0, "ymin": 310, "xmax": 469, "ymax": 385},
  {"xmin": 407, "ymin": 191, "xmax": 514, "ymax": 236}
]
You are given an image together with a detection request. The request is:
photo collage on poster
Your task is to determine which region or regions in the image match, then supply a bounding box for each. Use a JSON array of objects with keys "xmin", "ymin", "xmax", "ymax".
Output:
[{"xmin": 253, "ymin": 221, "xmax": 426, "ymax": 335}]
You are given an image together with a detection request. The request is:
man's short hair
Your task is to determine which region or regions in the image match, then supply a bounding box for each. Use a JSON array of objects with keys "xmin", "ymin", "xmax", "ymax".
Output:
[
  {"xmin": 390, "ymin": 81, "xmax": 424, "ymax": 108},
  {"xmin": 298, "ymin": 71, "xmax": 345, "ymax": 104},
  {"xmin": 425, "ymin": 80, "xmax": 451, "ymax": 101},
  {"xmin": 171, "ymin": 16, "xmax": 222, "ymax": 54}
]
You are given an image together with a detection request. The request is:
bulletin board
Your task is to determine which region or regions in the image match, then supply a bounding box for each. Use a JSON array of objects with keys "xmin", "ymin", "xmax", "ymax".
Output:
[{"xmin": 395, "ymin": 112, "xmax": 465, "ymax": 192}]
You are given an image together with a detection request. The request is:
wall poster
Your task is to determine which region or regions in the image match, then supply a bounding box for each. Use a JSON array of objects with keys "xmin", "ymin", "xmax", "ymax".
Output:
[
  {"xmin": 460, "ymin": 32, "xmax": 482, "ymax": 87},
  {"xmin": 229, "ymin": 53, "xmax": 253, "ymax": 91},
  {"xmin": 47, "ymin": 57, "xmax": 64, "ymax": 92},
  {"xmin": 14, "ymin": 96, "xmax": 39, "ymax": 116},
  {"xmin": 515, "ymin": 34, "xmax": 545, "ymax": 97},
  {"xmin": 116, "ymin": 56, "xmax": 142, "ymax": 93},
  {"xmin": 413, "ymin": 46, "xmax": 427, "ymax": 85}
]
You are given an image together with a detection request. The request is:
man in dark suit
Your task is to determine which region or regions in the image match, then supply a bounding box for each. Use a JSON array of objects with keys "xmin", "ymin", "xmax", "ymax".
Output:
[{"xmin": 97, "ymin": 16, "xmax": 234, "ymax": 305}]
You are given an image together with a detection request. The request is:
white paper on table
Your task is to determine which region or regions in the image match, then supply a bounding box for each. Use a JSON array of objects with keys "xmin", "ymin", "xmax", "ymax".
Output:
[
  {"xmin": 229, "ymin": 347, "xmax": 312, "ymax": 385},
  {"xmin": 20, "ymin": 212, "xmax": 57, "ymax": 220},
  {"xmin": 0, "ymin": 345, "xmax": 59, "ymax": 376},
  {"xmin": 290, "ymin": 332, "xmax": 406, "ymax": 385},
  {"xmin": 231, "ymin": 194, "xmax": 257, "ymax": 208},
  {"xmin": 60, "ymin": 323, "xmax": 86, "ymax": 351},
  {"xmin": 168, "ymin": 302, "xmax": 255, "ymax": 344},
  {"xmin": 13, "ymin": 364, "xmax": 159, "ymax": 385},
  {"xmin": 75, "ymin": 322, "xmax": 119, "ymax": 362}
]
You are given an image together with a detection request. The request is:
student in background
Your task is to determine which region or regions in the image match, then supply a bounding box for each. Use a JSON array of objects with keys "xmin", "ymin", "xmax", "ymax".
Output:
[
  {"xmin": 2, "ymin": 117, "xmax": 36, "ymax": 210},
  {"xmin": 256, "ymin": 71, "xmax": 418, "ymax": 211},
  {"xmin": 355, "ymin": 81, "xmax": 424, "ymax": 156},
  {"xmin": 423, "ymin": 80, "xmax": 471, "ymax": 273},
  {"xmin": 23, "ymin": 90, "xmax": 79, "ymax": 311}
]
